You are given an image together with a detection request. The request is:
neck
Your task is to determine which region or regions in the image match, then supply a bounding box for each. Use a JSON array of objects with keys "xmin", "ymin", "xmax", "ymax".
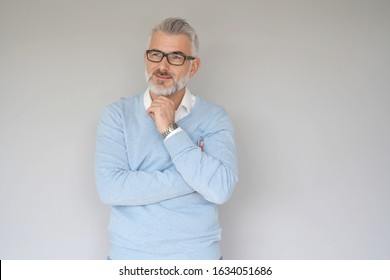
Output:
[{"xmin": 150, "ymin": 87, "xmax": 186, "ymax": 110}]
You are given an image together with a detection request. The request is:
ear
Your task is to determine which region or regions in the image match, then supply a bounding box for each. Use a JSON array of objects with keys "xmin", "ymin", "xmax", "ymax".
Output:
[{"xmin": 189, "ymin": 57, "xmax": 201, "ymax": 78}]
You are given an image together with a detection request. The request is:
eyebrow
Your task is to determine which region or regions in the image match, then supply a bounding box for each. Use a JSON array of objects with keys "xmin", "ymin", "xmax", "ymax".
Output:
[{"xmin": 149, "ymin": 49, "xmax": 186, "ymax": 56}]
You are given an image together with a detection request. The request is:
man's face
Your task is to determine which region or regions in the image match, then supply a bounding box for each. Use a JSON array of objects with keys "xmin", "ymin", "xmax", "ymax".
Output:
[{"xmin": 145, "ymin": 31, "xmax": 199, "ymax": 96}]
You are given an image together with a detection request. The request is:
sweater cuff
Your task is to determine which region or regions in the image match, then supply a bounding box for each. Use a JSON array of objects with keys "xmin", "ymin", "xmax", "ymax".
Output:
[{"xmin": 164, "ymin": 129, "xmax": 196, "ymax": 158}]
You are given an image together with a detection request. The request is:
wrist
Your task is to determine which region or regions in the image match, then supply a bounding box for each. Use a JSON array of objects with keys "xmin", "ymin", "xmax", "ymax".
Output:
[{"xmin": 161, "ymin": 122, "xmax": 178, "ymax": 139}]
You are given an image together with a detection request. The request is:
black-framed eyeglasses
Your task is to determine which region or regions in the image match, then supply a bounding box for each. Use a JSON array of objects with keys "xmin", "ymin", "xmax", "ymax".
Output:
[{"xmin": 146, "ymin": 49, "xmax": 196, "ymax": 66}]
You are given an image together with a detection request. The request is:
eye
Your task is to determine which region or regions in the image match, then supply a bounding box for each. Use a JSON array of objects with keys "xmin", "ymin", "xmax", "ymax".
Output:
[
  {"xmin": 151, "ymin": 51, "xmax": 162, "ymax": 58},
  {"xmin": 169, "ymin": 53, "xmax": 184, "ymax": 62}
]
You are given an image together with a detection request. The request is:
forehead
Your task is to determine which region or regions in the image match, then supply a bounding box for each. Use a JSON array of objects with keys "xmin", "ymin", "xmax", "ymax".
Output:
[{"xmin": 149, "ymin": 31, "xmax": 192, "ymax": 54}]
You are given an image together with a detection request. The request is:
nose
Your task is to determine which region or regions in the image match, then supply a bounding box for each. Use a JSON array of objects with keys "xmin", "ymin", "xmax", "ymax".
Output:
[{"xmin": 158, "ymin": 55, "xmax": 170, "ymax": 69}]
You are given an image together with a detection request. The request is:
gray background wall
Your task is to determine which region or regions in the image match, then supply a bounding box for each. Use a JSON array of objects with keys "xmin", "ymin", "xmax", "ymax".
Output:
[{"xmin": 1, "ymin": 0, "xmax": 389, "ymax": 259}]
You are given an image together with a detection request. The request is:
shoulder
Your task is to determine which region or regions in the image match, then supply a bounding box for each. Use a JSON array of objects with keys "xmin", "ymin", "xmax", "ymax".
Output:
[
  {"xmin": 196, "ymin": 96, "xmax": 228, "ymax": 118},
  {"xmin": 100, "ymin": 93, "xmax": 144, "ymax": 120},
  {"xmin": 194, "ymin": 96, "xmax": 234, "ymax": 131},
  {"xmin": 105, "ymin": 93, "xmax": 143, "ymax": 112}
]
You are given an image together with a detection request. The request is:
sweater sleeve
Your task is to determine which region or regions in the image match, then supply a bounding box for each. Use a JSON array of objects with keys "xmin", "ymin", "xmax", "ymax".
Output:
[
  {"xmin": 164, "ymin": 110, "xmax": 238, "ymax": 205},
  {"xmin": 95, "ymin": 103, "xmax": 195, "ymax": 206}
]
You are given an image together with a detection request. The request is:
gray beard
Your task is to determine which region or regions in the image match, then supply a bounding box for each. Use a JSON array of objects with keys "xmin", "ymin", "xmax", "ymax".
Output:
[{"xmin": 145, "ymin": 68, "xmax": 190, "ymax": 96}]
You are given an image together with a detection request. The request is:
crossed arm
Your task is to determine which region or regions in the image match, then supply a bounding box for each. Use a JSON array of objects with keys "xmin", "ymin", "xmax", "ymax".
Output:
[{"xmin": 95, "ymin": 97, "xmax": 238, "ymax": 206}]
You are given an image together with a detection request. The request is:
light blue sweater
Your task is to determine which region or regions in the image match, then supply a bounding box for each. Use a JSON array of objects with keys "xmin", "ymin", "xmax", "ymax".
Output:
[{"xmin": 95, "ymin": 92, "xmax": 238, "ymax": 259}]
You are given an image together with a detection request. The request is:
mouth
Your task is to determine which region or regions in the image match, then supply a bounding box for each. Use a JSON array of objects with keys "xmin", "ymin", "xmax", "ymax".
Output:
[{"xmin": 154, "ymin": 72, "xmax": 173, "ymax": 81}]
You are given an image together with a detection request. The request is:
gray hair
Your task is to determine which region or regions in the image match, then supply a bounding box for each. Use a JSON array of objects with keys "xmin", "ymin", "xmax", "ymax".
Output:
[{"xmin": 149, "ymin": 17, "xmax": 199, "ymax": 57}]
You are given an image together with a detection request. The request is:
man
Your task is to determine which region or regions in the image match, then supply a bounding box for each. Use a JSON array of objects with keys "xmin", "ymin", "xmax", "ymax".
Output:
[{"xmin": 95, "ymin": 17, "xmax": 238, "ymax": 260}]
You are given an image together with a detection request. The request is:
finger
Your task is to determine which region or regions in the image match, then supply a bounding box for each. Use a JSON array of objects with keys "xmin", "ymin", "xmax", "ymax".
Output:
[
  {"xmin": 199, "ymin": 140, "xmax": 204, "ymax": 151},
  {"xmin": 151, "ymin": 97, "xmax": 175, "ymax": 107}
]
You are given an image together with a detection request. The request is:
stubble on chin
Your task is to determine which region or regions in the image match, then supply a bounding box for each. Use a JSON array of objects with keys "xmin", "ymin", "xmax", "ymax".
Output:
[{"xmin": 145, "ymin": 68, "xmax": 188, "ymax": 97}]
